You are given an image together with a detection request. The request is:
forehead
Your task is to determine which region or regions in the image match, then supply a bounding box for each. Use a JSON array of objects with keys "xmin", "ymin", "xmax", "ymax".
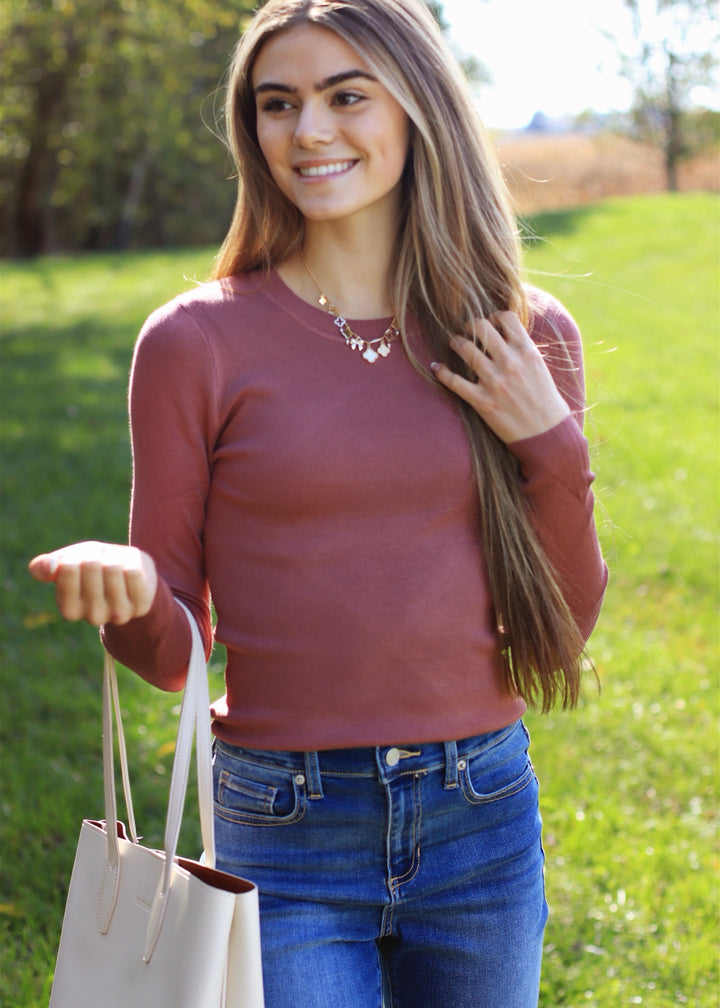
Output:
[{"xmin": 252, "ymin": 22, "xmax": 370, "ymax": 87}]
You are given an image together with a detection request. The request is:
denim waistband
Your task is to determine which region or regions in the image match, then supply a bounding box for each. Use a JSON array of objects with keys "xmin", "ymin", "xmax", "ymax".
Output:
[{"xmin": 214, "ymin": 720, "xmax": 523, "ymax": 797}]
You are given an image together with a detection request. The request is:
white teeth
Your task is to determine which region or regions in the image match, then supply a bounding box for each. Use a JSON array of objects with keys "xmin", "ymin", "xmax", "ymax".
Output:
[{"xmin": 297, "ymin": 161, "xmax": 354, "ymax": 177}]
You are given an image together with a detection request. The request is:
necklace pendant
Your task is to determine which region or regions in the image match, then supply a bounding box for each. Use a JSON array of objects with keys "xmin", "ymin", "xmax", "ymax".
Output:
[
  {"xmin": 301, "ymin": 253, "xmax": 398, "ymax": 365},
  {"xmin": 362, "ymin": 343, "xmax": 380, "ymax": 363}
]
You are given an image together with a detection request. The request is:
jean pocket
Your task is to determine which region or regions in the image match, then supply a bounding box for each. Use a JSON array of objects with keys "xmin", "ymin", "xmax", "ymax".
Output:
[
  {"xmin": 459, "ymin": 759, "xmax": 535, "ymax": 805},
  {"xmin": 458, "ymin": 724, "xmax": 536, "ymax": 805},
  {"xmin": 214, "ymin": 748, "xmax": 306, "ymax": 827}
]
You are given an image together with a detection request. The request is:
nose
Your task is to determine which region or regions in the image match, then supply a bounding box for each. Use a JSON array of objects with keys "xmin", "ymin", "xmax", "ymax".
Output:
[{"xmin": 293, "ymin": 101, "xmax": 333, "ymax": 149}]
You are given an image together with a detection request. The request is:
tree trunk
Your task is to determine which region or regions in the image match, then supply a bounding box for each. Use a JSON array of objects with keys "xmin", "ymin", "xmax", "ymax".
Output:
[
  {"xmin": 665, "ymin": 152, "xmax": 680, "ymax": 191},
  {"xmin": 115, "ymin": 148, "xmax": 152, "ymax": 250},
  {"xmin": 13, "ymin": 73, "xmax": 66, "ymax": 257},
  {"xmin": 14, "ymin": 148, "xmax": 46, "ymax": 257},
  {"xmin": 664, "ymin": 49, "xmax": 682, "ymax": 192}
]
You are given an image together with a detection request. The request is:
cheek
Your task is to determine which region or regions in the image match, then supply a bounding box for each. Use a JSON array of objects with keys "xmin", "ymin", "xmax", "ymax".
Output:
[
  {"xmin": 381, "ymin": 125, "xmax": 410, "ymax": 181},
  {"xmin": 384, "ymin": 115, "xmax": 410, "ymax": 173},
  {"xmin": 256, "ymin": 129, "xmax": 288, "ymax": 189},
  {"xmin": 255, "ymin": 115, "xmax": 288, "ymax": 163},
  {"xmin": 255, "ymin": 124, "xmax": 275, "ymax": 167}
]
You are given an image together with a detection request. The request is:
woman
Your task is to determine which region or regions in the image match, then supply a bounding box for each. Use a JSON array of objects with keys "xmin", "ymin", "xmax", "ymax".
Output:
[{"xmin": 30, "ymin": 1, "xmax": 608, "ymax": 1005}]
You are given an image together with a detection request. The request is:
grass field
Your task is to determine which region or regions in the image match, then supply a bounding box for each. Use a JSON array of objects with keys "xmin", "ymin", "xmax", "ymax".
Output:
[{"xmin": 1, "ymin": 193, "xmax": 718, "ymax": 1006}]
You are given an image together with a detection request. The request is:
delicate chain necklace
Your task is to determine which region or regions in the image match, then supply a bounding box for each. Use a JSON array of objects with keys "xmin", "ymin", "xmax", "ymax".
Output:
[{"xmin": 299, "ymin": 251, "xmax": 400, "ymax": 364}]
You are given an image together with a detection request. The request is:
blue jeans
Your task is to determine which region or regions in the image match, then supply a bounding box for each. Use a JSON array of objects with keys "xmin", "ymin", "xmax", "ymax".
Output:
[{"xmin": 212, "ymin": 720, "xmax": 547, "ymax": 1008}]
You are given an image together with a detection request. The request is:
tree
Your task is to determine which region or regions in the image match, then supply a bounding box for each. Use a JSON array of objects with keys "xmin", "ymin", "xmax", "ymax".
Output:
[
  {"xmin": 1, "ymin": 0, "xmax": 255, "ymax": 256},
  {"xmin": 426, "ymin": 1, "xmax": 492, "ymax": 90},
  {"xmin": 0, "ymin": 0, "xmax": 489, "ymax": 256},
  {"xmin": 617, "ymin": 0, "xmax": 719, "ymax": 190}
]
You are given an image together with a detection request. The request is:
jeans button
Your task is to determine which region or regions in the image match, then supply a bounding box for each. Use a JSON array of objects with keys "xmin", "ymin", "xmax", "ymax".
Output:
[{"xmin": 386, "ymin": 747, "xmax": 401, "ymax": 767}]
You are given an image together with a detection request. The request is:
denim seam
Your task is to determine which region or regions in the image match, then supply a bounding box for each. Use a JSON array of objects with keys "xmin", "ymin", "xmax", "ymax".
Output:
[
  {"xmin": 215, "ymin": 723, "xmax": 521, "ymax": 778},
  {"xmin": 387, "ymin": 771, "xmax": 425, "ymax": 896},
  {"xmin": 215, "ymin": 771, "xmax": 307, "ymax": 826},
  {"xmin": 214, "ymin": 805, "xmax": 307, "ymax": 827},
  {"xmin": 304, "ymin": 750, "xmax": 324, "ymax": 799},
  {"xmin": 460, "ymin": 722, "xmax": 518, "ymax": 762},
  {"xmin": 459, "ymin": 762, "xmax": 534, "ymax": 806},
  {"xmin": 444, "ymin": 740, "xmax": 459, "ymax": 789},
  {"xmin": 217, "ymin": 771, "xmax": 278, "ymax": 814}
]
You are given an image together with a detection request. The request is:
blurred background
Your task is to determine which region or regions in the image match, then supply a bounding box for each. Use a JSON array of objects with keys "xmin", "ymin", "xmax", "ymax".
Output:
[
  {"xmin": 2, "ymin": 0, "xmax": 717, "ymax": 257},
  {"xmin": 1, "ymin": 2, "xmax": 718, "ymax": 1006}
]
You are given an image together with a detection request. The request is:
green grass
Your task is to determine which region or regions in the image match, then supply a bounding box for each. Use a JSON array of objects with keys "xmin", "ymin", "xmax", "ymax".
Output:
[
  {"xmin": 1, "ymin": 194, "xmax": 718, "ymax": 1006},
  {"xmin": 521, "ymin": 194, "xmax": 719, "ymax": 1007}
]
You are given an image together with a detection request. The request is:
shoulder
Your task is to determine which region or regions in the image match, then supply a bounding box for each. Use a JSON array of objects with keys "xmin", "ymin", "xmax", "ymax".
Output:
[
  {"xmin": 141, "ymin": 273, "xmax": 266, "ymax": 336},
  {"xmin": 524, "ymin": 284, "xmax": 582, "ymax": 351},
  {"xmin": 523, "ymin": 284, "xmax": 586, "ymax": 410},
  {"xmin": 134, "ymin": 272, "xmax": 270, "ymax": 361}
]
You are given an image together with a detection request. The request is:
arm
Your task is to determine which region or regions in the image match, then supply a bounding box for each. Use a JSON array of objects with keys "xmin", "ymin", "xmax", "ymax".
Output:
[
  {"xmin": 432, "ymin": 291, "xmax": 607, "ymax": 641},
  {"xmin": 101, "ymin": 299, "xmax": 218, "ymax": 689},
  {"xmin": 506, "ymin": 298, "xmax": 607, "ymax": 641},
  {"xmin": 30, "ymin": 298, "xmax": 217, "ymax": 691}
]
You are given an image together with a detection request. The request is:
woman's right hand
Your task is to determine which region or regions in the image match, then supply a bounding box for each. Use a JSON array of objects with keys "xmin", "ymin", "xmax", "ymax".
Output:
[{"xmin": 29, "ymin": 541, "xmax": 158, "ymax": 627}]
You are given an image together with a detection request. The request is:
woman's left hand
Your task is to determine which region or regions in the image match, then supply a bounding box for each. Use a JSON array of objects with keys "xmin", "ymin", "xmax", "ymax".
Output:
[{"xmin": 431, "ymin": 311, "xmax": 570, "ymax": 443}]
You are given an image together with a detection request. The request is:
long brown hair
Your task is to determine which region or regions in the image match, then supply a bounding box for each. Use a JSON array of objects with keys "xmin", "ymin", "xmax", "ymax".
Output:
[{"xmin": 214, "ymin": 0, "xmax": 585, "ymax": 709}]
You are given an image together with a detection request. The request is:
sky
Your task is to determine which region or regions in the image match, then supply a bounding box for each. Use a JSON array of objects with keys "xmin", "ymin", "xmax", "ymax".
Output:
[{"xmin": 441, "ymin": 0, "xmax": 719, "ymax": 130}]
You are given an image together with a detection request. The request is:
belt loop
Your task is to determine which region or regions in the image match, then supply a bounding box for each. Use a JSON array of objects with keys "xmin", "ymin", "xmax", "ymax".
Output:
[
  {"xmin": 443, "ymin": 740, "xmax": 459, "ymax": 789},
  {"xmin": 304, "ymin": 751, "xmax": 324, "ymax": 799}
]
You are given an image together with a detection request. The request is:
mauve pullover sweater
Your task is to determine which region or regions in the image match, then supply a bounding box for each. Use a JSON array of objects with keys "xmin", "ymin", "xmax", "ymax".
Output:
[{"xmin": 103, "ymin": 270, "xmax": 607, "ymax": 751}]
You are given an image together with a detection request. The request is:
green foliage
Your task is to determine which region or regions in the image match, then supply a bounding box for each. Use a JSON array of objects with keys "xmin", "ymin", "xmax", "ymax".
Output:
[
  {"xmin": 683, "ymin": 107, "xmax": 720, "ymax": 149},
  {"xmin": 1, "ymin": 195, "xmax": 718, "ymax": 1005},
  {"xmin": 617, "ymin": 0, "xmax": 719, "ymax": 188},
  {"xmin": 1, "ymin": 0, "xmax": 255, "ymax": 255},
  {"xmin": 1, "ymin": 0, "xmax": 487, "ymax": 256}
]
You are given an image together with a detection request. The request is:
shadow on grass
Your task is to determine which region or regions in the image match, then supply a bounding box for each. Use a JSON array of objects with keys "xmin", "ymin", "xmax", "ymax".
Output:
[
  {"xmin": 519, "ymin": 206, "xmax": 597, "ymax": 247},
  {"xmin": 2, "ymin": 318, "xmax": 132, "ymax": 564}
]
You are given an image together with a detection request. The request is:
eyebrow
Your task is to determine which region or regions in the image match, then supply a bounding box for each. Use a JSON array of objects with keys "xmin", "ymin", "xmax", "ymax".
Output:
[{"xmin": 254, "ymin": 70, "xmax": 377, "ymax": 95}]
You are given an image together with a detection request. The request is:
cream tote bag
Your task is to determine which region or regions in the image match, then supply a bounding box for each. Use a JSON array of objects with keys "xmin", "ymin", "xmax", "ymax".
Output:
[{"xmin": 48, "ymin": 601, "xmax": 265, "ymax": 1008}]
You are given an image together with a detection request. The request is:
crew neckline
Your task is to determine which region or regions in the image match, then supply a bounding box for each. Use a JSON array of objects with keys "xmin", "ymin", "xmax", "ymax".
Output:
[{"xmin": 260, "ymin": 268, "xmax": 414, "ymax": 342}]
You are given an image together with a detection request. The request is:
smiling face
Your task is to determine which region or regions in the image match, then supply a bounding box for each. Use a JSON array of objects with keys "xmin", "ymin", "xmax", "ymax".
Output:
[{"xmin": 252, "ymin": 22, "xmax": 410, "ymax": 231}]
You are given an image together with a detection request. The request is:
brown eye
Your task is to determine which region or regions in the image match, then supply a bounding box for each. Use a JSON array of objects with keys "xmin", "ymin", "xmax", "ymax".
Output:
[
  {"xmin": 332, "ymin": 91, "xmax": 364, "ymax": 107},
  {"xmin": 260, "ymin": 97, "xmax": 294, "ymax": 113}
]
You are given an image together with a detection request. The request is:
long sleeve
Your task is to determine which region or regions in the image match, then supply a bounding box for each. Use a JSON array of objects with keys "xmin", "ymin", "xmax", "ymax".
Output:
[
  {"xmin": 102, "ymin": 299, "xmax": 218, "ymax": 690},
  {"xmin": 101, "ymin": 272, "xmax": 605, "ymax": 749},
  {"xmin": 509, "ymin": 291, "xmax": 608, "ymax": 643}
]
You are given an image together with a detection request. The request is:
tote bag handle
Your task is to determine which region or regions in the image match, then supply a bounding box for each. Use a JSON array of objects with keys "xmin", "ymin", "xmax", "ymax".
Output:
[{"xmin": 99, "ymin": 599, "xmax": 216, "ymax": 961}]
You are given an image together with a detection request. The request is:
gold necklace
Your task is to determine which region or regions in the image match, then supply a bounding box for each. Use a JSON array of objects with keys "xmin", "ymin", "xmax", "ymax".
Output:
[{"xmin": 299, "ymin": 252, "xmax": 400, "ymax": 364}]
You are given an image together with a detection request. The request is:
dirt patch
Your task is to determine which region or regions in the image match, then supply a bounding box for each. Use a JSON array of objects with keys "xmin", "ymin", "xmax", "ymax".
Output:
[{"xmin": 494, "ymin": 132, "xmax": 719, "ymax": 214}]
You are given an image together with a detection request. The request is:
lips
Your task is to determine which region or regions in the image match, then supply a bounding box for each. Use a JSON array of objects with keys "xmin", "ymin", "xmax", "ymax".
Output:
[{"xmin": 294, "ymin": 160, "xmax": 358, "ymax": 178}]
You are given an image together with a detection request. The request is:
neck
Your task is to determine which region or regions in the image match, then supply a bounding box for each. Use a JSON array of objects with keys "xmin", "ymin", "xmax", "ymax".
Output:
[{"xmin": 281, "ymin": 217, "xmax": 398, "ymax": 319}]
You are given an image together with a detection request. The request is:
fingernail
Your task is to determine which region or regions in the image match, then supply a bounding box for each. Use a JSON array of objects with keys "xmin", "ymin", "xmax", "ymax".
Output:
[{"xmin": 430, "ymin": 361, "xmax": 442, "ymax": 373}]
